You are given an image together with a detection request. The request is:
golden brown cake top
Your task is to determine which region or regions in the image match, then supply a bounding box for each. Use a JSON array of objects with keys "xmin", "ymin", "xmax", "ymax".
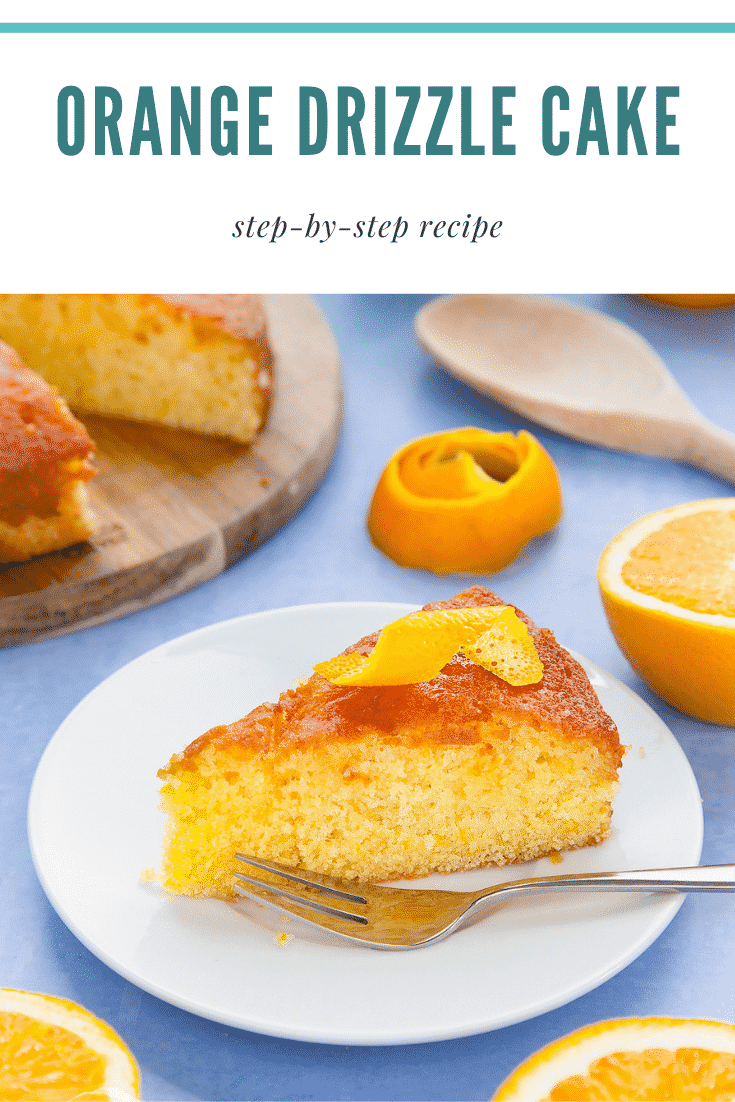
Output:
[
  {"xmin": 165, "ymin": 587, "xmax": 622, "ymax": 773},
  {"xmin": 0, "ymin": 340, "xmax": 95, "ymax": 474},
  {"xmin": 157, "ymin": 294, "xmax": 270, "ymax": 346},
  {"xmin": 0, "ymin": 340, "xmax": 95, "ymax": 522}
]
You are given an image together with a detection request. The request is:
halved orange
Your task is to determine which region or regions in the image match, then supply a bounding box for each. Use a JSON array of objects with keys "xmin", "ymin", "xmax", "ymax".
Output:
[
  {"xmin": 0, "ymin": 989, "xmax": 140, "ymax": 1101},
  {"xmin": 493, "ymin": 1017, "xmax": 735, "ymax": 1101},
  {"xmin": 598, "ymin": 498, "xmax": 735, "ymax": 724},
  {"xmin": 368, "ymin": 428, "xmax": 562, "ymax": 573}
]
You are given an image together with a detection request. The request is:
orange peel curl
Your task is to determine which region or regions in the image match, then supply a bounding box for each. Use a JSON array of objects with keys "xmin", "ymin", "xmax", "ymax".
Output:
[
  {"xmin": 314, "ymin": 606, "xmax": 543, "ymax": 687},
  {"xmin": 367, "ymin": 428, "xmax": 562, "ymax": 573}
]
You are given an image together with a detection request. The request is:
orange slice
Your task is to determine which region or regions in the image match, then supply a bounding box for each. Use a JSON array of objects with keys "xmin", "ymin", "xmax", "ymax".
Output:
[
  {"xmin": 0, "ymin": 988, "xmax": 140, "ymax": 1101},
  {"xmin": 314, "ymin": 606, "xmax": 543, "ymax": 686},
  {"xmin": 367, "ymin": 428, "xmax": 562, "ymax": 573},
  {"xmin": 598, "ymin": 498, "xmax": 735, "ymax": 724},
  {"xmin": 493, "ymin": 1017, "xmax": 735, "ymax": 1101}
]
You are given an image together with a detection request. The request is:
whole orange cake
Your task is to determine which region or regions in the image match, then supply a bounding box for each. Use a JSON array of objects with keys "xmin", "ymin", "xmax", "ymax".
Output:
[
  {"xmin": 0, "ymin": 341, "xmax": 96, "ymax": 563},
  {"xmin": 158, "ymin": 587, "xmax": 624, "ymax": 894},
  {"xmin": 0, "ymin": 294, "xmax": 273, "ymax": 444}
]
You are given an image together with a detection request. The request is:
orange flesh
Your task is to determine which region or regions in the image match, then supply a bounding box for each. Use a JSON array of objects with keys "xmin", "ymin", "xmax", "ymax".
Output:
[
  {"xmin": 0, "ymin": 1011, "xmax": 107, "ymax": 1101},
  {"xmin": 545, "ymin": 1046, "xmax": 735, "ymax": 1100},
  {"xmin": 621, "ymin": 511, "xmax": 735, "ymax": 616},
  {"xmin": 166, "ymin": 588, "xmax": 621, "ymax": 769}
]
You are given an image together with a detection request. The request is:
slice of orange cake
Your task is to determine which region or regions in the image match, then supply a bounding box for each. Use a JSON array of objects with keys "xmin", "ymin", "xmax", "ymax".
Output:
[
  {"xmin": 158, "ymin": 587, "xmax": 623, "ymax": 894},
  {"xmin": 0, "ymin": 340, "xmax": 96, "ymax": 563}
]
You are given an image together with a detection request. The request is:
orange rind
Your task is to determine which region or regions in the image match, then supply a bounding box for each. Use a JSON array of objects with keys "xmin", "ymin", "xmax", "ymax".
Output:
[
  {"xmin": 367, "ymin": 428, "xmax": 562, "ymax": 573},
  {"xmin": 643, "ymin": 294, "xmax": 735, "ymax": 309},
  {"xmin": 492, "ymin": 1017, "xmax": 735, "ymax": 1101},
  {"xmin": 598, "ymin": 498, "xmax": 735, "ymax": 725},
  {"xmin": 314, "ymin": 606, "xmax": 543, "ymax": 687},
  {"xmin": 0, "ymin": 988, "xmax": 140, "ymax": 1101}
]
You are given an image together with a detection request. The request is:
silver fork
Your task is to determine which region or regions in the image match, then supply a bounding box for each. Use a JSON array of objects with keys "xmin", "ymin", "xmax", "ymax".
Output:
[{"xmin": 233, "ymin": 855, "xmax": 735, "ymax": 950}]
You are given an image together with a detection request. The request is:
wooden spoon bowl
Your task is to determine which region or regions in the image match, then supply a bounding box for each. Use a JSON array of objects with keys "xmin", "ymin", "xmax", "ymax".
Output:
[{"xmin": 415, "ymin": 294, "xmax": 735, "ymax": 485}]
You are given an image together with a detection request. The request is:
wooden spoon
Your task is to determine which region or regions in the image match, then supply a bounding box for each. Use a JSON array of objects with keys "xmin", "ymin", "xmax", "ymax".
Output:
[{"xmin": 415, "ymin": 294, "xmax": 735, "ymax": 485}]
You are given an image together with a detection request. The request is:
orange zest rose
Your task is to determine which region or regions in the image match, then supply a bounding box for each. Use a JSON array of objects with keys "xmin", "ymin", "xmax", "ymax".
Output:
[{"xmin": 368, "ymin": 428, "xmax": 562, "ymax": 573}]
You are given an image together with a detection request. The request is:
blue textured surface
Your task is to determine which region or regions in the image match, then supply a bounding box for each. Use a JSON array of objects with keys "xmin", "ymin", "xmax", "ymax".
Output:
[{"xmin": 2, "ymin": 294, "xmax": 735, "ymax": 1100}]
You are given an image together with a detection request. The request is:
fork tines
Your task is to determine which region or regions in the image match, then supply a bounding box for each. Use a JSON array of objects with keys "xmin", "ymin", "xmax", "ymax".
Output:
[{"xmin": 233, "ymin": 854, "xmax": 369, "ymax": 925}]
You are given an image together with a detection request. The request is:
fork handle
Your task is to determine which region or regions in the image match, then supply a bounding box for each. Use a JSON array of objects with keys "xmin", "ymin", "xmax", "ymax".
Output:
[{"xmin": 474, "ymin": 863, "xmax": 735, "ymax": 905}]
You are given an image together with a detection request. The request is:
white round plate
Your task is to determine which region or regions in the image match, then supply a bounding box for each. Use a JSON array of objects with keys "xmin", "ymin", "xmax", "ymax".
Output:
[{"xmin": 28, "ymin": 602, "xmax": 703, "ymax": 1046}]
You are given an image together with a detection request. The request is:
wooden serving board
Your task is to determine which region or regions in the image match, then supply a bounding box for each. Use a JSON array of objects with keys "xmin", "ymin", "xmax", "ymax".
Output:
[{"xmin": 0, "ymin": 295, "xmax": 342, "ymax": 648}]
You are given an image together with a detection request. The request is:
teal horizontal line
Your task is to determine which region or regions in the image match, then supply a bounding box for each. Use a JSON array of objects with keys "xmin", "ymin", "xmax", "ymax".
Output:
[{"xmin": 0, "ymin": 21, "xmax": 734, "ymax": 32}]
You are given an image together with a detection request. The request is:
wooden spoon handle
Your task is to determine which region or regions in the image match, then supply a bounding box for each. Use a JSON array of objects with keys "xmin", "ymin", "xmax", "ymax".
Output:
[{"xmin": 681, "ymin": 419, "xmax": 735, "ymax": 486}]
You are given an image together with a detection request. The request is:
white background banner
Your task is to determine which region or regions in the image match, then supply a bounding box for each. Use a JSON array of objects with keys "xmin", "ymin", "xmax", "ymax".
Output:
[{"xmin": 1, "ymin": 8, "xmax": 732, "ymax": 290}]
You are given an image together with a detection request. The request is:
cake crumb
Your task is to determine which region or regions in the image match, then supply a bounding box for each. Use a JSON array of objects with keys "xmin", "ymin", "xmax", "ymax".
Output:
[
  {"xmin": 140, "ymin": 866, "xmax": 157, "ymax": 884},
  {"xmin": 274, "ymin": 932, "xmax": 294, "ymax": 947},
  {"xmin": 547, "ymin": 851, "xmax": 563, "ymax": 865},
  {"xmin": 639, "ymin": 746, "xmax": 646, "ymax": 758},
  {"xmin": 260, "ymin": 477, "xmax": 271, "ymax": 488}
]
